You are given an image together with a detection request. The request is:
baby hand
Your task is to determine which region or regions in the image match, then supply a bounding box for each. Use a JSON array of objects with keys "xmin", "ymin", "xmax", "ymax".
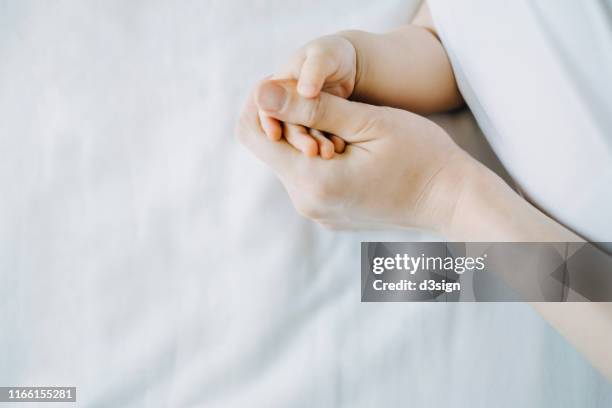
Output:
[{"xmin": 259, "ymin": 34, "xmax": 357, "ymax": 159}]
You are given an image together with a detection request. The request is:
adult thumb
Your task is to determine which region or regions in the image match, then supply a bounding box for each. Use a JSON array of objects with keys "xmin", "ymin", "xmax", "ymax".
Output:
[{"xmin": 255, "ymin": 79, "xmax": 382, "ymax": 141}]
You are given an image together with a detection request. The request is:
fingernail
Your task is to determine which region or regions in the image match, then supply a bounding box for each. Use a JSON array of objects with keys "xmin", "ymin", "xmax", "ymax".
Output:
[{"xmin": 257, "ymin": 82, "xmax": 287, "ymax": 112}]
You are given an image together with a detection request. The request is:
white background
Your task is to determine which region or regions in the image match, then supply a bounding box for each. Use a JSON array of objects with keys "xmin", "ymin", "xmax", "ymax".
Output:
[{"xmin": 1, "ymin": 1, "xmax": 610, "ymax": 406}]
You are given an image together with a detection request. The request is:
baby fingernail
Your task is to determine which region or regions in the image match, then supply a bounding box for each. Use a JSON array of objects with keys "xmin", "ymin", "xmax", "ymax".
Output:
[{"xmin": 257, "ymin": 82, "xmax": 287, "ymax": 112}]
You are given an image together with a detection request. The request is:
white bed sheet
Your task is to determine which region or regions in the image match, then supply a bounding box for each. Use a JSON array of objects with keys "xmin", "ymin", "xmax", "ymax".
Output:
[{"xmin": 1, "ymin": 1, "xmax": 610, "ymax": 407}]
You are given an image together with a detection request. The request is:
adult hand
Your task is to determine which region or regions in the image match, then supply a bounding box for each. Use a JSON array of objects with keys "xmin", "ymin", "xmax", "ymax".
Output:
[
  {"xmin": 237, "ymin": 79, "xmax": 476, "ymax": 232},
  {"xmin": 237, "ymin": 80, "xmax": 612, "ymax": 386}
]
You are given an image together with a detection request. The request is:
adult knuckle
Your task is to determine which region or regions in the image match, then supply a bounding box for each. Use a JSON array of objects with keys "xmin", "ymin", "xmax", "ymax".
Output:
[
  {"xmin": 357, "ymin": 106, "xmax": 394, "ymax": 134},
  {"xmin": 305, "ymin": 97, "xmax": 324, "ymax": 128},
  {"xmin": 291, "ymin": 178, "xmax": 334, "ymax": 219},
  {"xmin": 309, "ymin": 177, "xmax": 337, "ymax": 202}
]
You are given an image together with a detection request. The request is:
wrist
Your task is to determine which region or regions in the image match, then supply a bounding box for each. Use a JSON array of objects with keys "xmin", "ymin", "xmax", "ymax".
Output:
[
  {"xmin": 438, "ymin": 159, "xmax": 505, "ymax": 239},
  {"xmin": 408, "ymin": 150, "xmax": 481, "ymax": 235},
  {"xmin": 439, "ymin": 158, "xmax": 582, "ymax": 242},
  {"xmin": 336, "ymin": 30, "xmax": 370, "ymax": 100}
]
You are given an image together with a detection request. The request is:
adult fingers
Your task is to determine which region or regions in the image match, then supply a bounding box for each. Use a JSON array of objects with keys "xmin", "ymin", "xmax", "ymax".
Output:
[
  {"xmin": 255, "ymin": 79, "xmax": 383, "ymax": 142},
  {"xmin": 329, "ymin": 134, "xmax": 346, "ymax": 153}
]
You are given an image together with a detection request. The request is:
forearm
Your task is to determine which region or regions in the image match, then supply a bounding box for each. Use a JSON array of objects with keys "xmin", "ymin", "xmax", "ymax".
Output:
[
  {"xmin": 443, "ymin": 161, "xmax": 582, "ymax": 242},
  {"xmin": 443, "ymin": 160, "xmax": 612, "ymax": 382},
  {"xmin": 340, "ymin": 25, "xmax": 463, "ymax": 115}
]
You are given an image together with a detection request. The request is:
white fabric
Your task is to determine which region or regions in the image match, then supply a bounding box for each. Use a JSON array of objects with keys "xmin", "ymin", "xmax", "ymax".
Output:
[
  {"xmin": 429, "ymin": 0, "xmax": 612, "ymax": 243},
  {"xmin": 1, "ymin": 1, "xmax": 611, "ymax": 407}
]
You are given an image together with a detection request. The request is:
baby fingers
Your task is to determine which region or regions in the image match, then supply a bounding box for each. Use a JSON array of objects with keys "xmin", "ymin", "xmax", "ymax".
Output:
[
  {"xmin": 297, "ymin": 53, "xmax": 336, "ymax": 98},
  {"xmin": 258, "ymin": 110, "xmax": 282, "ymax": 141}
]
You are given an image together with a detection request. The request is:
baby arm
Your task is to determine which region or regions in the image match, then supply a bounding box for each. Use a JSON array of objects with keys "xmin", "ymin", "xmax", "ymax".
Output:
[
  {"xmin": 258, "ymin": 3, "xmax": 462, "ymax": 157},
  {"xmin": 344, "ymin": 4, "xmax": 463, "ymax": 114}
]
